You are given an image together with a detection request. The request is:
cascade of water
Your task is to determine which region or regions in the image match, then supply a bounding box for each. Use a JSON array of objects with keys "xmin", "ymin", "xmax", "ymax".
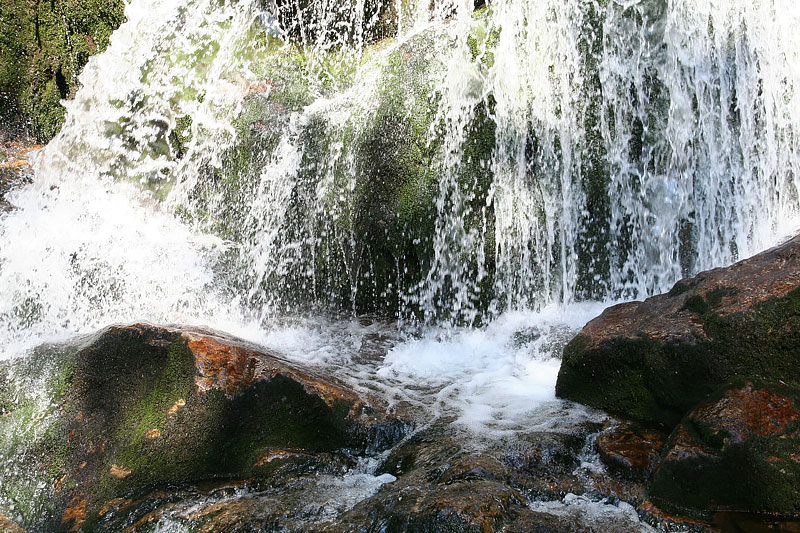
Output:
[
  {"xmin": 0, "ymin": 0, "xmax": 264, "ymax": 355},
  {"xmin": 602, "ymin": 0, "xmax": 800, "ymax": 298},
  {"xmin": 1, "ymin": 0, "xmax": 799, "ymax": 355},
  {"xmin": 487, "ymin": 0, "xmax": 589, "ymax": 311}
]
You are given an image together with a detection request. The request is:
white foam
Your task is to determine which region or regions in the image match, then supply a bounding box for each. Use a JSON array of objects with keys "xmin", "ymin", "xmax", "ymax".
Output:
[
  {"xmin": 375, "ymin": 303, "xmax": 610, "ymax": 433},
  {"xmin": 530, "ymin": 493, "xmax": 656, "ymax": 532},
  {"xmin": 0, "ymin": 177, "xmax": 257, "ymax": 359}
]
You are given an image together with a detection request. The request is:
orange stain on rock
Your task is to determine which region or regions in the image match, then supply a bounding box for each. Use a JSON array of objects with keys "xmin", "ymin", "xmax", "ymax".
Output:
[{"xmin": 110, "ymin": 465, "xmax": 132, "ymax": 479}]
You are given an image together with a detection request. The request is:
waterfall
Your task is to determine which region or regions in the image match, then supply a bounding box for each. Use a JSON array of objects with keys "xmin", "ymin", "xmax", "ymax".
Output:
[{"xmin": 1, "ymin": 0, "xmax": 799, "ymax": 355}]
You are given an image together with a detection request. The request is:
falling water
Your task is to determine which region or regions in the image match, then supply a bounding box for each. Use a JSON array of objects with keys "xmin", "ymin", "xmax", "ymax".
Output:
[{"xmin": 0, "ymin": 0, "xmax": 799, "ymax": 425}]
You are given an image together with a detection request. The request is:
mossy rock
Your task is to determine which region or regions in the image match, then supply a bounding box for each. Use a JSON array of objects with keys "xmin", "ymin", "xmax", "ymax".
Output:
[
  {"xmin": 305, "ymin": 23, "xmax": 497, "ymax": 318},
  {"xmin": 198, "ymin": 20, "xmax": 498, "ymax": 318},
  {"xmin": 556, "ymin": 234, "xmax": 800, "ymax": 428},
  {"xmin": 648, "ymin": 380, "xmax": 800, "ymax": 517},
  {"xmin": 0, "ymin": 324, "xmax": 409, "ymax": 531},
  {"xmin": 0, "ymin": 0, "xmax": 126, "ymax": 142}
]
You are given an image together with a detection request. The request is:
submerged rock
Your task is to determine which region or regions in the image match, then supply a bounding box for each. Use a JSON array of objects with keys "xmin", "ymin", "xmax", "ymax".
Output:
[
  {"xmin": 0, "ymin": 324, "xmax": 409, "ymax": 531},
  {"xmin": 556, "ymin": 233, "xmax": 800, "ymax": 427},
  {"xmin": 648, "ymin": 380, "xmax": 800, "ymax": 517},
  {"xmin": 321, "ymin": 422, "xmax": 653, "ymax": 533}
]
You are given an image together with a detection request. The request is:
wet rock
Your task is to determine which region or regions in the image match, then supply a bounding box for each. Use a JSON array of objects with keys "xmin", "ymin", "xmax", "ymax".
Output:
[
  {"xmin": 648, "ymin": 381, "xmax": 800, "ymax": 517},
  {"xmin": 556, "ymin": 233, "xmax": 800, "ymax": 427},
  {"xmin": 711, "ymin": 511, "xmax": 800, "ymax": 532},
  {"xmin": 0, "ymin": 323, "xmax": 410, "ymax": 531},
  {"xmin": 594, "ymin": 424, "xmax": 668, "ymax": 481},
  {"xmin": 0, "ymin": 512, "xmax": 25, "ymax": 533},
  {"xmin": 434, "ymin": 455, "xmax": 509, "ymax": 485},
  {"xmin": 504, "ymin": 505, "xmax": 650, "ymax": 533},
  {"xmin": 1, "ymin": 1, "xmax": 126, "ymax": 141},
  {"xmin": 81, "ymin": 415, "xmax": 654, "ymax": 532},
  {"xmin": 502, "ymin": 431, "xmax": 591, "ymax": 477},
  {"xmin": 323, "ymin": 420, "xmax": 650, "ymax": 533},
  {"xmin": 633, "ymin": 501, "xmax": 715, "ymax": 532},
  {"xmin": 0, "ymin": 139, "xmax": 39, "ymax": 210},
  {"xmin": 330, "ymin": 478, "xmax": 526, "ymax": 533}
]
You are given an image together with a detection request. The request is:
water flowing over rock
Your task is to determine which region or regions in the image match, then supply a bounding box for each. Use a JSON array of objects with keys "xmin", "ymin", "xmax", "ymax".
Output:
[
  {"xmin": 1, "ymin": 0, "xmax": 800, "ymax": 531},
  {"xmin": 556, "ymin": 233, "xmax": 800, "ymax": 427},
  {"xmin": 3, "ymin": 0, "xmax": 800, "ymax": 350},
  {"xmin": 0, "ymin": 140, "xmax": 40, "ymax": 211}
]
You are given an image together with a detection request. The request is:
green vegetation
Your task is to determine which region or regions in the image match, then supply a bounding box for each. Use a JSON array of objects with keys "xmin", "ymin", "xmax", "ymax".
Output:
[{"xmin": 0, "ymin": 0, "xmax": 126, "ymax": 141}]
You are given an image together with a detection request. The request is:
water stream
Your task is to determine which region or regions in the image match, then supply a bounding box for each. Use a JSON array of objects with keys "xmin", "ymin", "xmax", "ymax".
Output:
[{"xmin": 1, "ymin": 0, "xmax": 799, "ymax": 528}]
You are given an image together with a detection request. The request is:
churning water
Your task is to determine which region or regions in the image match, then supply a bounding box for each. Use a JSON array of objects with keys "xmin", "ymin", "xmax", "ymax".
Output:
[{"xmin": 0, "ymin": 0, "xmax": 799, "ymax": 467}]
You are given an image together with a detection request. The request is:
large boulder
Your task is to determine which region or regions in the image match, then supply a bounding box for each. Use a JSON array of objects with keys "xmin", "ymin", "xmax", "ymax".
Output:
[
  {"xmin": 556, "ymin": 233, "xmax": 800, "ymax": 427},
  {"xmin": 648, "ymin": 380, "xmax": 800, "ymax": 517},
  {"xmin": 0, "ymin": 324, "xmax": 409, "ymax": 531}
]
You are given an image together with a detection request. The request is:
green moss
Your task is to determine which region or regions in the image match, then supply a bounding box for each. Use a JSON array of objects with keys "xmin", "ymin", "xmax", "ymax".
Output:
[
  {"xmin": 705, "ymin": 286, "xmax": 739, "ymax": 307},
  {"xmin": 649, "ymin": 381, "xmax": 800, "ymax": 516},
  {"xmin": 0, "ymin": 346, "xmax": 78, "ymax": 528},
  {"xmin": 0, "ymin": 0, "xmax": 126, "ymax": 141},
  {"xmin": 682, "ymin": 294, "xmax": 709, "ymax": 314},
  {"xmin": 667, "ymin": 279, "xmax": 693, "ymax": 297},
  {"xmin": 0, "ymin": 326, "xmax": 395, "ymax": 529},
  {"xmin": 109, "ymin": 339, "xmax": 197, "ymax": 478},
  {"xmin": 559, "ymin": 334, "xmax": 721, "ymax": 428}
]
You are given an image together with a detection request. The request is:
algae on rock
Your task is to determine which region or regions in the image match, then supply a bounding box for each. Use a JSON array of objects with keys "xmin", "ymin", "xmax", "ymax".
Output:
[
  {"xmin": 0, "ymin": 324, "xmax": 408, "ymax": 531},
  {"xmin": 0, "ymin": 0, "xmax": 126, "ymax": 141}
]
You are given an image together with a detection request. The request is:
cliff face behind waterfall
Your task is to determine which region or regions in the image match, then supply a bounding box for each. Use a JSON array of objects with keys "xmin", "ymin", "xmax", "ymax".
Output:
[{"xmin": 0, "ymin": 0, "xmax": 125, "ymax": 141}]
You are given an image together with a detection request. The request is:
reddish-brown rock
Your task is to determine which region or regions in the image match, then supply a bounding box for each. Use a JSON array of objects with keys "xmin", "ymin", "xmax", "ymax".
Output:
[
  {"xmin": 648, "ymin": 381, "xmax": 800, "ymax": 516},
  {"xmin": 595, "ymin": 424, "xmax": 668, "ymax": 481},
  {"xmin": 0, "ymin": 323, "xmax": 410, "ymax": 531},
  {"xmin": 556, "ymin": 233, "xmax": 800, "ymax": 427}
]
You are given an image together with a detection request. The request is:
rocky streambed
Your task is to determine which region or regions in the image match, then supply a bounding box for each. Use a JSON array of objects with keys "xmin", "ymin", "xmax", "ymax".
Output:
[{"xmin": 0, "ymin": 234, "xmax": 799, "ymax": 532}]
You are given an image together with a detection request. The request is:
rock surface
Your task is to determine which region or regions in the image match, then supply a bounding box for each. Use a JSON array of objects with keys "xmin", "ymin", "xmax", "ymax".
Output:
[
  {"xmin": 7, "ymin": 323, "xmax": 798, "ymax": 531},
  {"xmin": 76, "ymin": 416, "xmax": 661, "ymax": 532},
  {"xmin": 556, "ymin": 233, "xmax": 800, "ymax": 427},
  {"xmin": 0, "ymin": 139, "xmax": 39, "ymax": 211},
  {"xmin": 0, "ymin": 324, "xmax": 409, "ymax": 531},
  {"xmin": 595, "ymin": 423, "xmax": 668, "ymax": 481},
  {"xmin": 0, "ymin": 0, "xmax": 126, "ymax": 141},
  {"xmin": 648, "ymin": 380, "xmax": 800, "ymax": 517}
]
